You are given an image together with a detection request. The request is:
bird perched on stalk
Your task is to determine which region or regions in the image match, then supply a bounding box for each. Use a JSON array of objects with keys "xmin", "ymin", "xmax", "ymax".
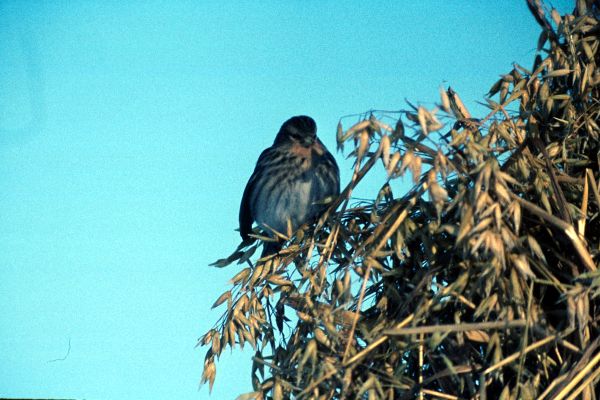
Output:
[{"xmin": 239, "ymin": 115, "xmax": 340, "ymax": 256}]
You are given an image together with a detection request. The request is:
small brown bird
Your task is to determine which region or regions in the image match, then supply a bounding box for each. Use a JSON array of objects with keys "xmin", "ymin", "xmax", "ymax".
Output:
[{"xmin": 239, "ymin": 116, "xmax": 340, "ymax": 255}]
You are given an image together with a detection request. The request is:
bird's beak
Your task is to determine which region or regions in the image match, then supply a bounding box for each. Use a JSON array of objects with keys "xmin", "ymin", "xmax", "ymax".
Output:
[{"xmin": 301, "ymin": 136, "xmax": 315, "ymax": 146}]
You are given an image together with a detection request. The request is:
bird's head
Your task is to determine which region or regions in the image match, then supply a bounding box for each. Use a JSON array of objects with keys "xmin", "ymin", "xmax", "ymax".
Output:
[{"xmin": 274, "ymin": 115, "xmax": 317, "ymax": 147}]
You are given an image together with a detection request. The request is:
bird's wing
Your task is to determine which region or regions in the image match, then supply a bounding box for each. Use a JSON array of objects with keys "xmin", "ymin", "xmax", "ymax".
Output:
[
  {"xmin": 324, "ymin": 149, "xmax": 341, "ymax": 196},
  {"xmin": 315, "ymin": 139, "xmax": 341, "ymax": 197},
  {"xmin": 239, "ymin": 146, "xmax": 275, "ymax": 240}
]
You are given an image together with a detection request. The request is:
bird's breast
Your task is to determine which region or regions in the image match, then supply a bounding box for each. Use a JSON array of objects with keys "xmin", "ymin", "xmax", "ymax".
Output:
[
  {"xmin": 249, "ymin": 140, "xmax": 338, "ymax": 237},
  {"xmin": 253, "ymin": 177, "xmax": 313, "ymax": 236}
]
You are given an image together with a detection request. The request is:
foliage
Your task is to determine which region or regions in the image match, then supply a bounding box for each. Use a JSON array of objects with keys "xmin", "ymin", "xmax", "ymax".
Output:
[{"xmin": 202, "ymin": 1, "xmax": 600, "ymax": 398}]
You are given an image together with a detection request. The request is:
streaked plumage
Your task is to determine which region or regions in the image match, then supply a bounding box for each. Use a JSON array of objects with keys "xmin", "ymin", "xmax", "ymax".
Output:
[{"xmin": 239, "ymin": 116, "xmax": 340, "ymax": 254}]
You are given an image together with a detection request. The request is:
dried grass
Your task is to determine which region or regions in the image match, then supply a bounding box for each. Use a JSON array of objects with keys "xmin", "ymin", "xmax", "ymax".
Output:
[{"xmin": 202, "ymin": 1, "xmax": 600, "ymax": 398}]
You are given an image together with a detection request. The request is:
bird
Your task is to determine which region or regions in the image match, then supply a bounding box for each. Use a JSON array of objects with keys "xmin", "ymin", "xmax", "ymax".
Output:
[{"xmin": 239, "ymin": 115, "xmax": 340, "ymax": 256}]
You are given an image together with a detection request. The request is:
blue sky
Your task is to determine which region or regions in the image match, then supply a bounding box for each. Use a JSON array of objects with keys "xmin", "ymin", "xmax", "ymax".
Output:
[{"xmin": 0, "ymin": 1, "xmax": 572, "ymax": 399}]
